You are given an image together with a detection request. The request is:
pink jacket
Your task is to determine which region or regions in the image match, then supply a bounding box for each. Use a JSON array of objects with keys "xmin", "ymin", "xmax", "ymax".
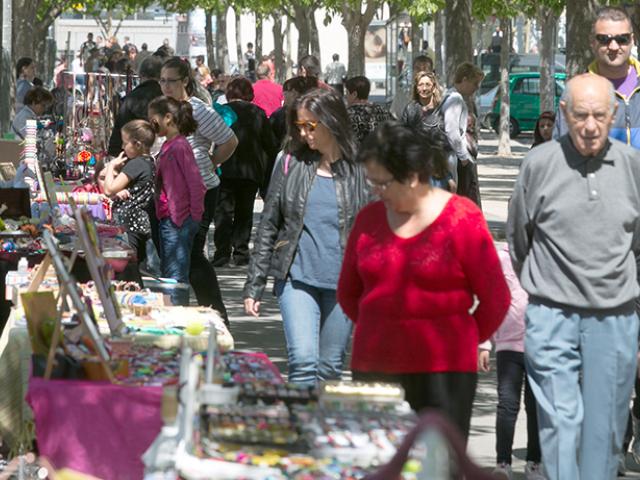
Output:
[{"xmin": 480, "ymin": 244, "xmax": 528, "ymax": 353}]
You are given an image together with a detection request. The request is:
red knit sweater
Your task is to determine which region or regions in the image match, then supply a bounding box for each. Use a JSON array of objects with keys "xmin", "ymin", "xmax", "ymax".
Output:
[{"xmin": 337, "ymin": 196, "xmax": 510, "ymax": 374}]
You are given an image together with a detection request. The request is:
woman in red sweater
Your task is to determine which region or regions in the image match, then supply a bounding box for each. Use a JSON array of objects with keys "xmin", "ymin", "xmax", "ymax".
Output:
[{"xmin": 337, "ymin": 122, "xmax": 510, "ymax": 440}]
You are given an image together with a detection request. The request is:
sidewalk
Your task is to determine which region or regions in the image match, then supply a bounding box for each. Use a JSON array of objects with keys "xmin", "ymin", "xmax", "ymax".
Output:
[{"xmin": 214, "ymin": 131, "xmax": 640, "ymax": 477}]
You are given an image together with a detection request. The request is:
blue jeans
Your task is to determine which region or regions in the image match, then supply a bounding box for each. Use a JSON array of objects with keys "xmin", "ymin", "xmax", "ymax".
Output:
[
  {"xmin": 159, "ymin": 217, "xmax": 199, "ymax": 306},
  {"xmin": 275, "ymin": 279, "xmax": 353, "ymax": 386},
  {"xmin": 525, "ymin": 302, "xmax": 639, "ymax": 480}
]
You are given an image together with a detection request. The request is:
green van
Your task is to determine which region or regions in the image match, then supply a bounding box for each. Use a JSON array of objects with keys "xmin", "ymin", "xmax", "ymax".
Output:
[{"xmin": 490, "ymin": 72, "xmax": 566, "ymax": 138}]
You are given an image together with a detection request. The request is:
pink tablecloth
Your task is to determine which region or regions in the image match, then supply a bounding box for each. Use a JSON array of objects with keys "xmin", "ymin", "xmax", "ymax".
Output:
[{"xmin": 27, "ymin": 378, "xmax": 163, "ymax": 480}]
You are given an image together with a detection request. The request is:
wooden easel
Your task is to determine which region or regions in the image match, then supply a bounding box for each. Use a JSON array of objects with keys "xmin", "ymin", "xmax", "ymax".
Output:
[{"xmin": 41, "ymin": 229, "xmax": 115, "ymax": 382}]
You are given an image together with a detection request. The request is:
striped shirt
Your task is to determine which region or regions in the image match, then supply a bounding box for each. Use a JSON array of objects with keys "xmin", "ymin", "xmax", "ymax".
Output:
[{"xmin": 187, "ymin": 96, "xmax": 235, "ymax": 190}]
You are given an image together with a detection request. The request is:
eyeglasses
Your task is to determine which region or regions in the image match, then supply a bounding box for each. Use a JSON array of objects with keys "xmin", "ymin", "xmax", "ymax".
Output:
[
  {"xmin": 594, "ymin": 33, "xmax": 633, "ymax": 46},
  {"xmin": 294, "ymin": 120, "xmax": 319, "ymax": 132},
  {"xmin": 159, "ymin": 77, "xmax": 183, "ymax": 85},
  {"xmin": 366, "ymin": 177, "xmax": 395, "ymax": 191}
]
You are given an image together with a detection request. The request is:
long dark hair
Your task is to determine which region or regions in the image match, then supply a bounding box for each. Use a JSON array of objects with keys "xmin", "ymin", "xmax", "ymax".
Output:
[
  {"xmin": 148, "ymin": 96, "xmax": 198, "ymax": 136},
  {"xmin": 285, "ymin": 88, "xmax": 357, "ymax": 164},
  {"xmin": 16, "ymin": 57, "xmax": 34, "ymax": 79},
  {"xmin": 532, "ymin": 111, "xmax": 555, "ymax": 147},
  {"xmin": 162, "ymin": 56, "xmax": 197, "ymax": 97}
]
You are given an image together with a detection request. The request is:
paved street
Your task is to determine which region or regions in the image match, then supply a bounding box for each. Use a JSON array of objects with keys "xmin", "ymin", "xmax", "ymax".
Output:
[{"xmin": 211, "ymin": 130, "xmax": 640, "ymax": 477}]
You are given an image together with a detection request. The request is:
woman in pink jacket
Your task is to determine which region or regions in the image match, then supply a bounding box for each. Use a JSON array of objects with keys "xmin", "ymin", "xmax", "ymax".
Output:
[{"xmin": 479, "ymin": 244, "xmax": 544, "ymax": 480}]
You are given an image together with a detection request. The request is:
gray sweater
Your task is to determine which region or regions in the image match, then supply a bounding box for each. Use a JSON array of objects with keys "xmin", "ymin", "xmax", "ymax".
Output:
[{"xmin": 507, "ymin": 135, "xmax": 640, "ymax": 310}]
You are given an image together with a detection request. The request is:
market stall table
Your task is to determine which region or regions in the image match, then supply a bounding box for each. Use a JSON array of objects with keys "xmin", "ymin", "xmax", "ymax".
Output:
[{"xmin": 25, "ymin": 352, "xmax": 277, "ymax": 480}]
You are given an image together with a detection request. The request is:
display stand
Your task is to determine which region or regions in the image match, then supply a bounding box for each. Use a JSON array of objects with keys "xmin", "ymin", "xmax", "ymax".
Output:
[
  {"xmin": 41, "ymin": 229, "xmax": 114, "ymax": 382},
  {"xmin": 72, "ymin": 206, "xmax": 126, "ymax": 336}
]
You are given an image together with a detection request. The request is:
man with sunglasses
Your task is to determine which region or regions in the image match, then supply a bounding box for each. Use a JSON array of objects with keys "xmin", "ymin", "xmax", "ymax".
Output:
[{"xmin": 554, "ymin": 7, "xmax": 640, "ymax": 149}]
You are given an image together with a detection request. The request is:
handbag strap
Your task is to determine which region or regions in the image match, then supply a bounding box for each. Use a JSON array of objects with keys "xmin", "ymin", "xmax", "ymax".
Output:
[{"xmin": 364, "ymin": 411, "xmax": 495, "ymax": 480}]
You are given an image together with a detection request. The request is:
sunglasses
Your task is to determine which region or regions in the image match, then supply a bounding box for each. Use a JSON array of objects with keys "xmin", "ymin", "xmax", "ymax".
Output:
[
  {"xmin": 294, "ymin": 120, "xmax": 319, "ymax": 132},
  {"xmin": 594, "ymin": 33, "xmax": 633, "ymax": 46}
]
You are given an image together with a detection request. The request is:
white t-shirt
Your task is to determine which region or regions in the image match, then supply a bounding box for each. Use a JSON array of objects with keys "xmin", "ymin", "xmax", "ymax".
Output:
[{"xmin": 187, "ymin": 96, "xmax": 234, "ymax": 190}]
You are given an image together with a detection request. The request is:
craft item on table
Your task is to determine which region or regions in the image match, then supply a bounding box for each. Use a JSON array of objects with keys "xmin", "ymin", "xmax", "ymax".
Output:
[
  {"xmin": 36, "ymin": 117, "xmax": 60, "ymax": 170},
  {"xmin": 222, "ymin": 352, "xmax": 284, "ymax": 386},
  {"xmin": 319, "ymin": 382, "xmax": 406, "ymax": 407},
  {"xmin": 200, "ymin": 403, "xmax": 302, "ymax": 451},
  {"xmin": 109, "ymin": 342, "xmax": 180, "ymax": 386},
  {"xmin": 239, "ymin": 383, "xmax": 318, "ymax": 406},
  {"xmin": 0, "ymin": 163, "xmax": 17, "ymax": 182},
  {"xmin": 35, "ymin": 191, "xmax": 104, "ymax": 206},
  {"xmin": 21, "ymin": 120, "xmax": 38, "ymax": 191},
  {"xmin": 147, "ymin": 307, "xmax": 233, "ymax": 348},
  {"xmin": 294, "ymin": 404, "xmax": 417, "ymax": 468},
  {"xmin": 22, "ymin": 291, "xmax": 60, "ymax": 356}
]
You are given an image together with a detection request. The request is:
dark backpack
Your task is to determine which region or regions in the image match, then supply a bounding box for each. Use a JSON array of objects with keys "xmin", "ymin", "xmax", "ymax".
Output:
[
  {"xmin": 402, "ymin": 93, "xmax": 452, "ymax": 151},
  {"xmin": 420, "ymin": 93, "xmax": 452, "ymax": 151}
]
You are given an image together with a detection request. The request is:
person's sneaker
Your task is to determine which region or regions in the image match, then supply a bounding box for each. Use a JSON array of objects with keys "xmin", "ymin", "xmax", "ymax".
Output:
[
  {"xmin": 492, "ymin": 463, "xmax": 513, "ymax": 480},
  {"xmin": 525, "ymin": 461, "xmax": 546, "ymax": 480},
  {"xmin": 618, "ymin": 453, "xmax": 628, "ymax": 476}
]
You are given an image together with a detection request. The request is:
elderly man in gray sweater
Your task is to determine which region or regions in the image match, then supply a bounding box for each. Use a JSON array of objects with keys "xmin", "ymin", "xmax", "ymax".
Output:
[{"xmin": 507, "ymin": 73, "xmax": 640, "ymax": 480}]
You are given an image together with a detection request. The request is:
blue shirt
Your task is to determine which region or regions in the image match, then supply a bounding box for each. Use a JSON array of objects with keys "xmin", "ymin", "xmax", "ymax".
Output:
[{"xmin": 289, "ymin": 175, "xmax": 341, "ymax": 289}]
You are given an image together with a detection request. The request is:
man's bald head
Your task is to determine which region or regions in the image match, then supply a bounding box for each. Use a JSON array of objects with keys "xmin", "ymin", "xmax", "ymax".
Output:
[
  {"xmin": 560, "ymin": 74, "xmax": 618, "ymax": 157},
  {"xmin": 564, "ymin": 74, "xmax": 616, "ymax": 111}
]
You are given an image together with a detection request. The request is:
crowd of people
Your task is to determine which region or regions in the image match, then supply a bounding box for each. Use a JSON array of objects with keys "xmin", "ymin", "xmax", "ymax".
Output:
[{"xmin": 9, "ymin": 6, "xmax": 640, "ymax": 480}]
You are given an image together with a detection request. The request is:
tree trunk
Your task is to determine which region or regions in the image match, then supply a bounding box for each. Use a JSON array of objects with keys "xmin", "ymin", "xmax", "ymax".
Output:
[
  {"xmin": 272, "ymin": 14, "xmax": 286, "ymax": 84},
  {"xmin": 497, "ymin": 18, "xmax": 511, "ymax": 156},
  {"xmin": 345, "ymin": 20, "xmax": 366, "ymax": 77},
  {"xmin": 342, "ymin": 1, "xmax": 379, "ymax": 77},
  {"xmin": 566, "ymin": 0, "xmax": 597, "ymax": 78},
  {"xmin": 255, "ymin": 13, "xmax": 263, "ymax": 61},
  {"xmin": 205, "ymin": 9, "xmax": 216, "ymax": 70},
  {"xmin": 285, "ymin": 16, "xmax": 294, "ymax": 78},
  {"xmin": 235, "ymin": 8, "xmax": 243, "ymax": 73},
  {"xmin": 1, "ymin": 0, "xmax": 13, "ymax": 134},
  {"xmin": 538, "ymin": 7, "xmax": 557, "ymax": 114},
  {"xmin": 410, "ymin": 15, "xmax": 422, "ymax": 59},
  {"xmin": 309, "ymin": 10, "xmax": 320, "ymax": 65},
  {"xmin": 434, "ymin": 10, "xmax": 444, "ymax": 79},
  {"xmin": 444, "ymin": 0, "xmax": 472, "ymax": 86},
  {"xmin": 631, "ymin": 5, "xmax": 640, "ymax": 48},
  {"xmin": 293, "ymin": 3, "xmax": 310, "ymax": 64},
  {"xmin": 216, "ymin": 6, "xmax": 230, "ymax": 73}
]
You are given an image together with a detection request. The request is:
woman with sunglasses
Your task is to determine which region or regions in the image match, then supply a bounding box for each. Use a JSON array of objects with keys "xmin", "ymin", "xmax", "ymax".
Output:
[
  {"xmin": 243, "ymin": 88, "xmax": 369, "ymax": 386},
  {"xmin": 159, "ymin": 57, "xmax": 239, "ymax": 323},
  {"xmin": 337, "ymin": 122, "xmax": 510, "ymax": 439}
]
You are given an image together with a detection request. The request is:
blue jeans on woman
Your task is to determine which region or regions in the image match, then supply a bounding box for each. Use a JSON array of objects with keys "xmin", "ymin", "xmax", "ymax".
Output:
[
  {"xmin": 159, "ymin": 216, "xmax": 199, "ymax": 306},
  {"xmin": 275, "ymin": 279, "xmax": 353, "ymax": 386}
]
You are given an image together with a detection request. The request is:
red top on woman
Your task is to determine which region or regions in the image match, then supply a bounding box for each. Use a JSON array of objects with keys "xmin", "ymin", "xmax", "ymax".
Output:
[{"xmin": 337, "ymin": 196, "xmax": 510, "ymax": 374}]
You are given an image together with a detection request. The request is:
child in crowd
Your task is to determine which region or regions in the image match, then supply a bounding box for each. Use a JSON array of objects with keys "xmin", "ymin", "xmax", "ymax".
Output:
[
  {"xmin": 429, "ymin": 149, "xmax": 456, "ymax": 193},
  {"xmin": 479, "ymin": 243, "xmax": 545, "ymax": 480},
  {"xmin": 147, "ymin": 96, "xmax": 205, "ymax": 306},
  {"xmin": 103, "ymin": 119, "xmax": 156, "ymax": 265},
  {"xmin": 531, "ymin": 111, "xmax": 555, "ymax": 149}
]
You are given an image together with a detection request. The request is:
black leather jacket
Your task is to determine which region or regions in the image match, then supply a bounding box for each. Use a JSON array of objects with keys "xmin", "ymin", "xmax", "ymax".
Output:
[{"xmin": 243, "ymin": 153, "xmax": 370, "ymax": 300}]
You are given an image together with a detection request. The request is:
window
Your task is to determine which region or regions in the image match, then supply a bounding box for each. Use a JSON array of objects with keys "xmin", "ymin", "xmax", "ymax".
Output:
[{"xmin": 515, "ymin": 77, "xmax": 540, "ymax": 95}]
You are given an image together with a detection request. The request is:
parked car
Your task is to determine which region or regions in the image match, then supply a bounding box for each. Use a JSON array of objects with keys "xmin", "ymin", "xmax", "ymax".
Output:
[
  {"xmin": 489, "ymin": 72, "xmax": 566, "ymax": 138},
  {"xmin": 476, "ymin": 85, "xmax": 499, "ymax": 129},
  {"xmin": 477, "ymin": 52, "xmax": 566, "ymax": 94}
]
